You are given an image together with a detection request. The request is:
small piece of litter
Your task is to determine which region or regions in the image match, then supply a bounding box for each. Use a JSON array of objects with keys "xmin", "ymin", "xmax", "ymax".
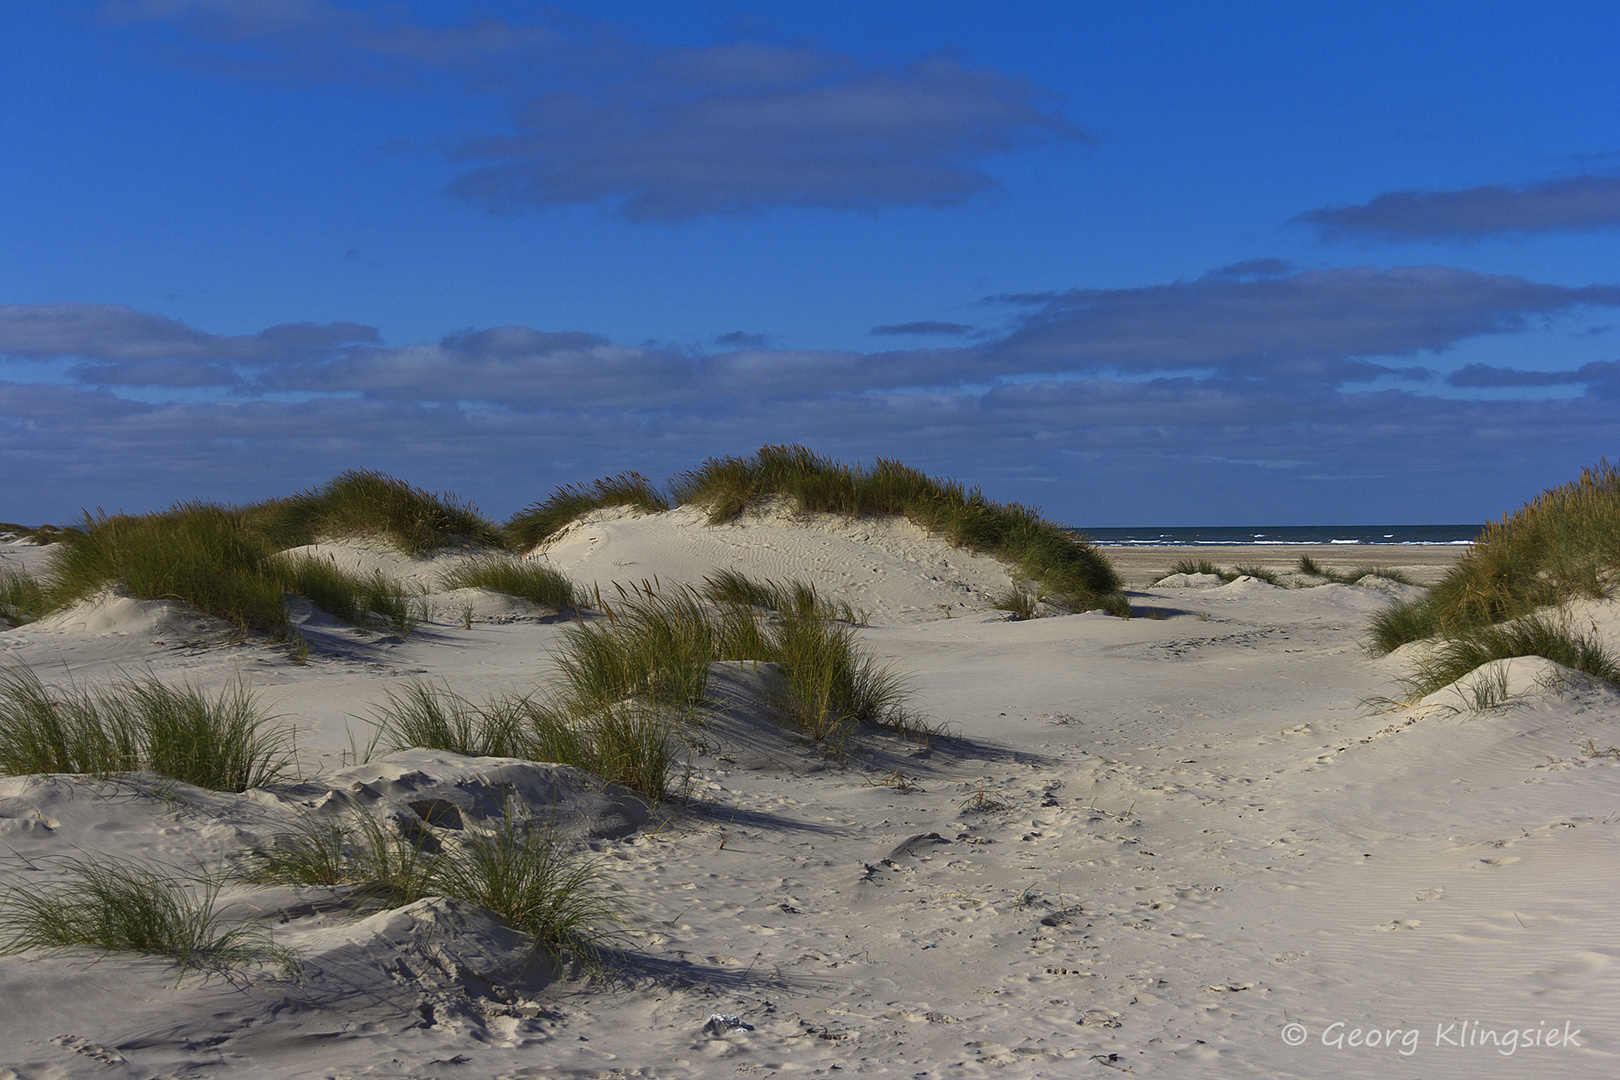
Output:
[{"xmin": 704, "ymin": 1014, "xmax": 753, "ymax": 1035}]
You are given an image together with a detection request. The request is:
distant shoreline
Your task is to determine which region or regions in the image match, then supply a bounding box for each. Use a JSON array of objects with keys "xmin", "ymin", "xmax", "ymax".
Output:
[
  {"xmin": 1070, "ymin": 524, "xmax": 1480, "ymax": 547},
  {"xmin": 1104, "ymin": 541, "xmax": 1468, "ymax": 586}
]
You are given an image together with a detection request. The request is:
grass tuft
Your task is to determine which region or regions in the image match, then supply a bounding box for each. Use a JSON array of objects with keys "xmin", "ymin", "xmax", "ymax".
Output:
[
  {"xmin": 1369, "ymin": 459, "xmax": 1620, "ymax": 656},
  {"xmin": 235, "ymin": 811, "xmax": 435, "ymax": 907},
  {"xmin": 238, "ymin": 809, "xmax": 616, "ymax": 967},
  {"xmin": 1296, "ymin": 555, "xmax": 1364, "ymax": 584},
  {"xmin": 767, "ymin": 605, "xmax": 912, "ymax": 741},
  {"xmin": 0, "ymin": 666, "xmax": 292, "ymax": 791},
  {"xmin": 369, "ymin": 680, "xmax": 534, "ymax": 760},
  {"xmin": 41, "ymin": 474, "xmax": 499, "ymax": 635},
  {"xmin": 0, "ymin": 522, "xmax": 76, "ymax": 545},
  {"xmin": 366, "ymin": 680, "xmax": 670, "ymax": 801},
  {"xmin": 1398, "ymin": 612, "xmax": 1620, "ymax": 701},
  {"xmin": 1359, "ymin": 566, "xmax": 1417, "ymax": 586},
  {"xmin": 272, "ymin": 553, "xmax": 427, "ymax": 636},
  {"xmin": 558, "ymin": 578, "xmax": 915, "ymax": 747},
  {"xmin": 557, "ymin": 588, "xmax": 720, "ymax": 716},
  {"xmin": 992, "ymin": 584, "xmax": 1041, "ymax": 619},
  {"xmin": 1163, "ymin": 558, "xmax": 1235, "ymax": 582},
  {"xmin": 1233, "ymin": 564, "xmax": 1280, "ymax": 584},
  {"xmin": 247, "ymin": 470, "xmax": 503, "ymax": 555},
  {"xmin": 0, "ymin": 855, "xmax": 294, "ymax": 976},
  {"xmin": 1368, "ymin": 595, "xmax": 1443, "ymax": 655},
  {"xmin": 504, "ymin": 473, "xmax": 670, "ymax": 552},
  {"xmin": 0, "ymin": 565, "xmax": 48, "ymax": 625},
  {"xmin": 429, "ymin": 813, "xmax": 619, "ymax": 966},
  {"xmin": 47, "ymin": 504, "xmax": 288, "ymax": 634},
  {"xmin": 440, "ymin": 555, "xmax": 582, "ymax": 609},
  {"xmin": 700, "ymin": 568, "xmax": 865, "ymax": 624}
]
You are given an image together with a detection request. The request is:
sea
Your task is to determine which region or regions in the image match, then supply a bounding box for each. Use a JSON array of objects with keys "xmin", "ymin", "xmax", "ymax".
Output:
[{"xmin": 1069, "ymin": 524, "xmax": 1479, "ymax": 547}]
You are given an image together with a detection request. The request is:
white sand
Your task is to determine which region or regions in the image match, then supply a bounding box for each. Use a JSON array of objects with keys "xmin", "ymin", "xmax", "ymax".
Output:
[{"xmin": 0, "ymin": 520, "xmax": 1616, "ymax": 1078}]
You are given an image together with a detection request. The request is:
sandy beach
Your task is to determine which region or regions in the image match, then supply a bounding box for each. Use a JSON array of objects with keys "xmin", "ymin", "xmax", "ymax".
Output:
[{"xmin": 0, "ymin": 509, "xmax": 1614, "ymax": 1079}]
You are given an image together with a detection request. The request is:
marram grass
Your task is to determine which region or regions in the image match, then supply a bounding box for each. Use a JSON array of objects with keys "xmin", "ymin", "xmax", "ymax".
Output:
[
  {"xmin": 1396, "ymin": 612, "xmax": 1620, "ymax": 700},
  {"xmin": 0, "ymin": 565, "xmax": 47, "ymax": 625},
  {"xmin": 0, "ymin": 666, "xmax": 292, "ymax": 791},
  {"xmin": 1370, "ymin": 459, "xmax": 1620, "ymax": 655},
  {"xmin": 369, "ymin": 574, "xmax": 917, "ymax": 798},
  {"xmin": 234, "ymin": 811, "xmax": 436, "ymax": 908},
  {"xmin": 440, "ymin": 555, "xmax": 582, "ymax": 609},
  {"xmin": 0, "ymin": 855, "xmax": 294, "ymax": 977},
  {"xmin": 365, "ymin": 680, "xmax": 670, "ymax": 801},
  {"xmin": 271, "ymin": 552, "xmax": 428, "ymax": 636},
  {"xmin": 670, "ymin": 446, "xmax": 1122, "ymax": 611},
  {"xmin": 1166, "ymin": 557, "xmax": 1229, "ymax": 581},
  {"xmin": 1365, "ymin": 458, "xmax": 1620, "ymax": 704},
  {"xmin": 429, "ymin": 813, "xmax": 619, "ymax": 966},
  {"xmin": 701, "ymin": 568, "xmax": 865, "ymax": 624},
  {"xmin": 505, "ymin": 472, "xmax": 670, "ymax": 552},
  {"xmin": 246, "ymin": 469, "xmax": 503, "ymax": 555},
  {"xmin": 47, "ymin": 504, "xmax": 288, "ymax": 634},
  {"xmin": 368, "ymin": 680, "xmax": 535, "ymax": 760},
  {"xmin": 238, "ymin": 809, "xmax": 618, "ymax": 967},
  {"xmin": 992, "ymin": 584, "xmax": 1040, "ymax": 620},
  {"xmin": 557, "ymin": 577, "xmax": 915, "ymax": 744}
]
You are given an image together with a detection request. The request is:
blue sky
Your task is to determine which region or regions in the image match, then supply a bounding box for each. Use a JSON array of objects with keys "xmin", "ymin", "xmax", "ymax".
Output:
[{"xmin": 4, "ymin": 1, "xmax": 1619, "ymax": 527}]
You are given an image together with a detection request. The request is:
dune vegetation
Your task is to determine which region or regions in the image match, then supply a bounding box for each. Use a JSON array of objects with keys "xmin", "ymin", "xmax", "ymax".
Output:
[
  {"xmin": 0, "ymin": 667, "xmax": 292, "ymax": 792},
  {"xmin": 1154, "ymin": 556, "xmax": 1407, "ymax": 589},
  {"xmin": 0, "ymin": 565, "xmax": 46, "ymax": 625},
  {"xmin": 235, "ymin": 808, "xmax": 618, "ymax": 968},
  {"xmin": 243, "ymin": 470, "xmax": 504, "ymax": 554},
  {"xmin": 1369, "ymin": 459, "xmax": 1620, "ymax": 696},
  {"xmin": 503, "ymin": 473, "xmax": 669, "ymax": 552},
  {"xmin": 0, "ymin": 854, "xmax": 295, "ymax": 977},
  {"xmin": 47, "ymin": 503, "xmax": 291, "ymax": 634},
  {"xmin": 33, "ymin": 475, "xmax": 516, "ymax": 636},
  {"xmin": 508, "ymin": 445, "xmax": 1125, "ymax": 614},
  {"xmin": 367, "ymin": 573, "xmax": 920, "ymax": 801},
  {"xmin": 439, "ymin": 555, "xmax": 583, "ymax": 610}
]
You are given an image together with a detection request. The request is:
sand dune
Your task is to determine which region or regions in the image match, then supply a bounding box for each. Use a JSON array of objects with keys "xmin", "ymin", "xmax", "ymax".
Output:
[{"xmin": 1, "ymin": 518, "xmax": 1616, "ymax": 1078}]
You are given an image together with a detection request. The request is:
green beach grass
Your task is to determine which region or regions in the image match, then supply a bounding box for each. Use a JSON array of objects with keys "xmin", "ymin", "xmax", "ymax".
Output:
[
  {"xmin": 245, "ymin": 469, "xmax": 504, "ymax": 554},
  {"xmin": 38, "ymin": 472, "xmax": 486, "ymax": 637},
  {"xmin": 505, "ymin": 472, "xmax": 669, "ymax": 552},
  {"xmin": 1368, "ymin": 459, "xmax": 1620, "ymax": 698},
  {"xmin": 0, "ymin": 854, "xmax": 295, "ymax": 977},
  {"xmin": 440, "ymin": 554, "xmax": 582, "ymax": 609},
  {"xmin": 236, "ymin": 808, "xmax": 617, "ymax": 968},
  {"xmin": 0, "ymin": 667, "xmax": 294, "ymax": 791}
]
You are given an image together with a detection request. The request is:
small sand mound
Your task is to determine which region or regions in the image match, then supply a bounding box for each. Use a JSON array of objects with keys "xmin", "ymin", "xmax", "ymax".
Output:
[
  {"xmin": 533, "ymin": 503, "xmax": 1017, "ymax": 625},
  {"xmin": 1416, "ymin": 654, "xmax": 1620, "ymax": 714},
  {"xmin": 267, "ymin": 896, "xmax": 561, "ymax": 1012},
  {"xmin": 24, "ymin": 587, "xmax": 240, "ymax": 645},
  {"xmin": 266, "ymin": 750, "xmax": 652, "ymax": 840},
  {"xmin": 1154, "ymin": 571, "xmax": 1225, "ymax": 588}
]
